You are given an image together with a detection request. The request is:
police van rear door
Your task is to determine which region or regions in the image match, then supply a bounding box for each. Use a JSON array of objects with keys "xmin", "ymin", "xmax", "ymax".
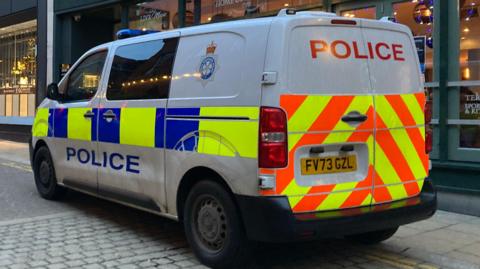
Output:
[
  {"xmin": 361, "ymin": 20, "xmax": 428, "ymax": 207},
  {"xmin": 261, "ymin": 15, "xmax": 376, "ymax": 213}
]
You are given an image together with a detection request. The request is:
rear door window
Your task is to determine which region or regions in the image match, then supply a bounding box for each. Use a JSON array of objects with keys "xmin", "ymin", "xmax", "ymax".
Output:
[
  {"xmin": 288, "ymin": 25, "xmax": 421, "ymax": 95},
  {"xmin": 106, "ymin": 38, "xmax": 179, "ymax": 100},
  {"xmin": 362, "ymin": 28, "xmax": 421, "ymax": 94},
  {"xmin": 288, "ymin": 26, "xmax": 371, "ymax": 94}
]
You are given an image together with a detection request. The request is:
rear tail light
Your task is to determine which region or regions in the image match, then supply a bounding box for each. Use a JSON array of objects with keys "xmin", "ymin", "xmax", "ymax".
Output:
[
  {"xmin": 425, "ymin": 128, "xmax": 433, "ymax": 154},
  {"xmin": 424, "ymin": 93, "xmax": 433, "ymax": 154},
  {"xmin": 425, "ymin": 99, "xmax": 432, "ymax": 124},
  {"xmin": 259, "ymin": 107, "xmax": 288, "ymax": 168}
]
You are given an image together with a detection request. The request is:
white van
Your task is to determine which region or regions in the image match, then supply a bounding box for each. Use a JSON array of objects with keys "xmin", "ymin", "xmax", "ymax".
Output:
[{"xmin": 30, "ymin": 9, "xmax": 436, "ymax": 268}]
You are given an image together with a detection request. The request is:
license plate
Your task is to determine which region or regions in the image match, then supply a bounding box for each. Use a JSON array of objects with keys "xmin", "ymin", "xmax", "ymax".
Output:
[{"xmin": 301, "ymin": 155, "xmax": 357, "ymax": 175}]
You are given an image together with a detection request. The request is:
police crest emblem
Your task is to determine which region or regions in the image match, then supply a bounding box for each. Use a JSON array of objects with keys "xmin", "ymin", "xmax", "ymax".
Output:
[{"xmin": 198, "ymin": 41, "xmax": 218, "ymax": 84}]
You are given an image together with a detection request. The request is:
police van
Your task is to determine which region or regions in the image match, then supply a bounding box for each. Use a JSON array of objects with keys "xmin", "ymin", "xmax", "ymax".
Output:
[{"xmin": 30, "ymin": 9, "xmax": 436, "ymax": 268}]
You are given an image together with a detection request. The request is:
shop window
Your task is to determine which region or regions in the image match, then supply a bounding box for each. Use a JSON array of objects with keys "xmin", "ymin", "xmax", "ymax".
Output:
[
  {"xmin": 455, "ymin": 0, "xmax": 480, "ymax": 151},
  {"xmin": 128, "ymin": 1, "xmax": 179, "ymax": 30},
  {"xmin": 393, "ymin": 1, "xmax": 435, "ymax": 82},
  {"xmin": 107, "ymin": 38, "xmax": 178, "ymax": 100},
  {"xmin": 0, "ymin": 20, "xmax": 36, "ymax": 117},
  {"xmin": 459, "ymin": 86, "xmax": 480, "ymax": 148},
  {"xmin": 189, "ymin": 0, "xmax": 320, "ymax": 24},
  {"xmin": 127, "ymin": 0, "xmax": 323, "ymax": 29},
  {"xmin": 460, "ymin": 0, "xmax": 480, "ymax": 81},
  {"xmin": 340, "ymin": 7, "xmax": 376, "ymax": 19}
]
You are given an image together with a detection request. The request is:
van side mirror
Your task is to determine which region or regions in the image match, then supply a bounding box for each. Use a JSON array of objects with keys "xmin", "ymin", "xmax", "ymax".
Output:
[{"xmin": 47, "ymin": 83, "xmax": 61, "ymax": 100}]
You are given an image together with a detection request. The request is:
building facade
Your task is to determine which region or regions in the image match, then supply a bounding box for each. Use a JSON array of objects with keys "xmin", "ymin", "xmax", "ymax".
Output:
[
  {"xmin": 1, "ymin": 0, "xmax": 479, "ymax": 214},
  {"xmin": 0, "ymin": 0, "xmax": 39, "ymax": 140}
]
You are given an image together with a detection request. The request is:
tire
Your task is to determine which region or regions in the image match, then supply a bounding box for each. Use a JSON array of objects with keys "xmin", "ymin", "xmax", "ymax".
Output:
[
  {"xmin": 183, "ymin": 180, "xmax": 251, "ymax": 269},
  {"xmin": 346, "ymin": 226, "xmax": 399, "ymax": 245},
  {"xmin": 33, "ymin": 146, "xmax": 66, "ymax": 200}
]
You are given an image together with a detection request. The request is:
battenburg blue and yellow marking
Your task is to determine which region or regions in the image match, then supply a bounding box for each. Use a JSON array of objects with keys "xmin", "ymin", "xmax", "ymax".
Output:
[
  {"xmin": 67, "ymin": 108, "xmax": 94, "ymax": 141},
  {"xmin": 53, "ymin": 108, "xmax": 68, "ymax": 138},
  {"xmin": 32, "ymin": 106, "xmax": 259, "ymax": 159},
  {"xmin": 98, "ymin": 108, "xmax": 121, "ymax": 144},
  {"xmin": 166, "ymin": 108, "xmax": 200, "ymax": 150},
  {"xmin": 32, "ymin": 108, "xmax": 51, "ymax": 137}
]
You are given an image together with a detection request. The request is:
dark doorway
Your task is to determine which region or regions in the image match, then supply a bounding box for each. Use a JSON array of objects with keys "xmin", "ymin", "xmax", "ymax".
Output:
[{"xmin": 56, "ymin": 6, "xmax": 122, "ymax": 80}]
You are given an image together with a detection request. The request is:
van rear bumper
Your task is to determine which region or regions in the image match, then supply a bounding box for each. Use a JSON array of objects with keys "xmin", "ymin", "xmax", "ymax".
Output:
[{"xmin": 235, "ymin": 179, "xmax": 437, "ymax": 242}]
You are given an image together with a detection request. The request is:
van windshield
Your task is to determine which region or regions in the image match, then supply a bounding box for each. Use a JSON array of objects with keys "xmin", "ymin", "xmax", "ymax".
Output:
[{"xmin": 287, "ymin": 25, "xmax": 421, "ymax": 95}]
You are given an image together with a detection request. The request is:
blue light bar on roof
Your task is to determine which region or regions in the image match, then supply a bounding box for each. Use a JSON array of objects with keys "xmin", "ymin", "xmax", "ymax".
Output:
[{"xmin": 116, "ymin": 29, "xmax": 159, "ymax": 40}]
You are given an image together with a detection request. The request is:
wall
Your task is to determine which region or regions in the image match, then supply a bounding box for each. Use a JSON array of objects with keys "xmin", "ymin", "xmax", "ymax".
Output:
[
  {"xmin": 0, "ymin": 0, "xmax": 36, "ymax": 28},
  {"xmin": 54, "ymin": 0, "xmax": 122, "ymax": 14},
  {"xmin": 0, "ymin": 0, "xmax": 36, "ymax": 17}
]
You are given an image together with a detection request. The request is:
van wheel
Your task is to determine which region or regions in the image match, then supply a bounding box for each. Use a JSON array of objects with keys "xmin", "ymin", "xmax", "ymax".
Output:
[
  {"xmin": 183, "ymin": 180, "xmax": 251, "ymax": 268},
  {"xmin": 346, "ymin": 227, "xmax": 399, "ymax": 245},
  {"xmin": 33, "ymin": 146, "xmax": 66, "ymax": 200}
]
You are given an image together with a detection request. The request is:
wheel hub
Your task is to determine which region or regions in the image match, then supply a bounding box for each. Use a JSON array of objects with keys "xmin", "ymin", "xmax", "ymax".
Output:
[
  {"xmin": 39, "ymin": 161, "xmax": 50, "ymax": 185},
  {"xmin": 195, "ymin": 196, "xmax": 227, "ymax": 252},
  {"xmin": 199, "ymin": 205, "xmax": 220, "ymax": 241}
]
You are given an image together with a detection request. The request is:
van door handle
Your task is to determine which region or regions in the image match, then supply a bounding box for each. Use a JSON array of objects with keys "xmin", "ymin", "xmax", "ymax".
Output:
[
  {"xmin": 102, "ymin": 110, "xmax": 116, "ymax": 120},
  {"xmin": 83, "ymin": 110, "xmax": 95, "ymax": 119},
  {"xmin": 341, "ymin": 111, "xmax": 368, "ymax": 123}
]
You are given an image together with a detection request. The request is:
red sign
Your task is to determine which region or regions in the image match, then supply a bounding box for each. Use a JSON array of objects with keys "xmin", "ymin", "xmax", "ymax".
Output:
[{"xmin": 310, "ymin": 40, "xmax": 405, "ymax": 62}]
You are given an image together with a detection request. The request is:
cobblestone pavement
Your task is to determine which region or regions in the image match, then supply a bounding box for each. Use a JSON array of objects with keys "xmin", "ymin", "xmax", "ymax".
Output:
[
  {"xmin": 0, "ymin": 183, "xmax": 480, "ymax": 269},
  {"xmin": 1, "ymin": 191, "xmax": 480, "ymax": 269},
  {"xmin": 1, "ymin": 142, "xmax": 480, "ymax": 269}
]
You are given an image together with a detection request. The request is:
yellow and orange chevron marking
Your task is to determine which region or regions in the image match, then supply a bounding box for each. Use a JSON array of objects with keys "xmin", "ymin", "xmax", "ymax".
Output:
[
  {"xmin": 259, "ymin": 93, "xmax": 429, "ymax": 213},
  {"xmin": 373, "ymin": 93, "xmax": 429, "ymax": 203}
]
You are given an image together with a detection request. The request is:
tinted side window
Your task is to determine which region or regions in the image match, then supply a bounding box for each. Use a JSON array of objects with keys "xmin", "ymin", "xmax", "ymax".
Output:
[
  {"xmin": 107, "ymin": 38, "xmax": 178, "ymax": 100},
  {"xmin": 65, "ymin": 51, "xmax": 108, "ymax": 102}
]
